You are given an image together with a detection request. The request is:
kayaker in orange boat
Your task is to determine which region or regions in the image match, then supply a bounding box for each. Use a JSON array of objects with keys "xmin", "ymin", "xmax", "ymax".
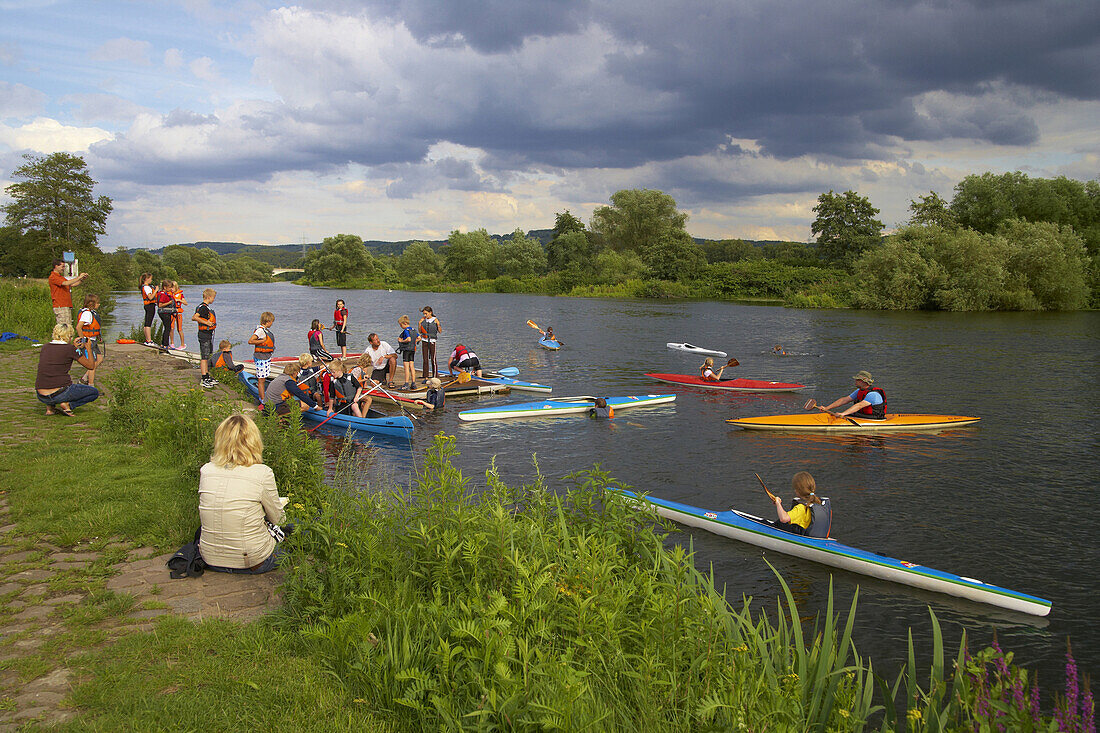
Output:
[
  {"xmin": 819, "ymin": 370, "xmax": 886, "ymax": 420},
  {"xmin": 699, "ymin": 357, "xmax": 727, "ymax": 382}
]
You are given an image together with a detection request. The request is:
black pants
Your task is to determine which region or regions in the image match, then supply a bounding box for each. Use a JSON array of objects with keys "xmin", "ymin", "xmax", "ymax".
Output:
[{"xmin": 159, "ymin": 311, "xmax": 174, "ymax": 347}]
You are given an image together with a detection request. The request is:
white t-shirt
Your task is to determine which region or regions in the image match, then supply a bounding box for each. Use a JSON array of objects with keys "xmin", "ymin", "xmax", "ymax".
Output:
[
  {"xmin": 78, "ymin": 310, "xmax": 94, "ymax": 326},
  {"xmin": 142, "ymin": 284, "xmax": 155, "ymax": 301},
  {"xmin": 365, "ymin": 341, "xmax": 396, "ymax": 369}
]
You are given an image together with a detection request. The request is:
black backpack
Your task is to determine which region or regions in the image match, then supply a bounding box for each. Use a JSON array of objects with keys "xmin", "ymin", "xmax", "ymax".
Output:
[{"xmin": 167, "ymin": 527, "xmax": 206, "ymax": 578}]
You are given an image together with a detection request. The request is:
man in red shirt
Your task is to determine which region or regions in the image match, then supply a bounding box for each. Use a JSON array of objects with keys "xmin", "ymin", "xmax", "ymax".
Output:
[{"xmin": 48, "ymin": 259, "xmax": 88, "ymax": 326}]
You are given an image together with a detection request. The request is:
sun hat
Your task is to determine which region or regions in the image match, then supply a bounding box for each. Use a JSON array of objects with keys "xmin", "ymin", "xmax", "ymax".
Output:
[
  {"xmin": 852, "ymin": 370, "xmax": 874, "ymax": 384},
  {"xmin": 427, "ymin": 377, "xmax": 442, "ymax": 388}
]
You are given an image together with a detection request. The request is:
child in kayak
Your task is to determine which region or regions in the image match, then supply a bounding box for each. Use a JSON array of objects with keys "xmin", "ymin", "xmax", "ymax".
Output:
[
  {"xmin": 699, "ymin": 357, "xmax": 728, "ymax": 382},
  {"xmin": 307, "ymin": 319, "xmax": 332, "ymax": 362},
  {"xmin": 772, "ymin": 472, "xmax": 831, "ymax": 538},
  {"xmin": 322, "ymin": 359, "xmax": 366, "ymax": 417}
]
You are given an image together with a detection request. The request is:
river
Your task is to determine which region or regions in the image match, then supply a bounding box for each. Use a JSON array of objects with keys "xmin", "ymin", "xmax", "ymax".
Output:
[{"xmin": 112, "ymin": 282, "xmax": 1099, "ymax": 692}]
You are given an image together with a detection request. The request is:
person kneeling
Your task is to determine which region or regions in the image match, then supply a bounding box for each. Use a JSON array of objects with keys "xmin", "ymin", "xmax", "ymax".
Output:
[
  {"xmin": 199, "ymin": 414, "xmax": 288, "ymax": 574},
  {"xmin": 265, "ymin": 360, "xmax": 320, "ymax": 416}
]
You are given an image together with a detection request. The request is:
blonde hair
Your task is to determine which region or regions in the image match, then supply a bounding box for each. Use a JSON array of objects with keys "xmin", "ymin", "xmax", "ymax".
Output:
[
  {"xmin": 259, "ymin": 311, "xmax": 275, "ymax": 325},
  {"xmin": 298, "ymin": 353, "xmax": 314, "ymax": 368},
  {"xmin": 202, "ymin": 287, "xmax": 216, "ymax": 299},
  {"xmin": 356, "ymin": 354, "xmax": 372, "ymax": 369},
  {"xmin": 283, "ymin": 362, "xmax": 302, "ymax": 377},
  {"xmin": 52, "ymin": 323, "xmax": 74, "ymax": 342},
  {"xmin": 329, "ymin": 359, "xmax": 346, "ymax": 375},
  {"xmin": 702, "ymin": 357, "xmax": 714, "ymax": 368},
  {"xmin": 210, "ymin": 414, "xmax": 264, "ymax": 468},
  {"xmin": 792, "ymin": 471, "xmax": 821, "ymax": 505},
  {"xmin": 398, "ymin": 314, "xmax": 410, "ymax": 327}
]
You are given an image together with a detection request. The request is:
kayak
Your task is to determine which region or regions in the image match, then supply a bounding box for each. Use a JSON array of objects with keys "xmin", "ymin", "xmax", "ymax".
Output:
[
  {"xmin": 238, "ymin": 373, "xmax": 413, "ymax": 438},
  {"xmin": 441, "ymin": 369, "xmax": 552, "ymax": 394},
  {"xmin": 667, "ymin": 342, "xmax": 727, "ymax": 357},
  {"xmin": 646, "ymin": 373, "xmax": 806, "ymax": 392},
  {"xmin": 616, "ymin": 489, "xmax": 1051, "ymax": 617},
  {"xmin": 246, "ymin": 352, "xmax": 364, "ymax": 365},
  {"xmin": 727, "ymin": 413, "xmax": 981, "ymax": 431},
  {"xmin": 538, "ymin": 337, "xmax": 561, "ymax": 350},
  {"xmin": 459, "ymin": 394, "xmax": 676, "ymax": 422}
]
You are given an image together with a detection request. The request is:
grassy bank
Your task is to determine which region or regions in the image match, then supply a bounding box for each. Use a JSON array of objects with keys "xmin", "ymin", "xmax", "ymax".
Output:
[
  {"xmin": 0, "ymin": 279, "xmax": 56, "ymax": 343},
  {"xmin": 0, "ymin": 349, "xmax": 1091, "ymax": 729}
]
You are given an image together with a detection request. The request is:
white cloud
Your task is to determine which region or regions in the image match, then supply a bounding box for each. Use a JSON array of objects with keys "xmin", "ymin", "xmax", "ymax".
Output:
[
  {"xmin": 164, "ymin": 48, "xmax": 184, "ymax": 70},
  {"xmin": 0, "ymin": 81, "xmax": 46, "ymax": 119},
  {"xmin": 0, "ymin": 117, "xmax": 112, "ymax": 153},
  {"xmin": 189, "ymin": 56, "xmax": 221, "ymax": 83},
  {"xmin": 90, "ymin": 37, "xmax": 152, "ymax": 66}
]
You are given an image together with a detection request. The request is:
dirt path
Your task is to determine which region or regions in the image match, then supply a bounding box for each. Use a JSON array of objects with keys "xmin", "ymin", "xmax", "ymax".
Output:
[{"xmin": 0, "ymin": 344, "xmax": 281, "ymax": 729}]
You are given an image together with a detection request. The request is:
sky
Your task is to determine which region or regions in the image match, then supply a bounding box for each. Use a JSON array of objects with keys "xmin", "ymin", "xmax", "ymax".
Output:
[{"xmin": 1, "ymin": 0, "xmax": 1098, "ymax": 250}]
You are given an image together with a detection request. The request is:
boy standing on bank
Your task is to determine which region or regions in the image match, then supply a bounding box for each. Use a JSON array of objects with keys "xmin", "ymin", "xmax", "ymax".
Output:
[
  {"xmin": 192, "ymin": 288, "xmax": 218, "ymax": 389},
  {"xmin": 248, "ymin": 312, "xmax": 276, "ymax": 405}
]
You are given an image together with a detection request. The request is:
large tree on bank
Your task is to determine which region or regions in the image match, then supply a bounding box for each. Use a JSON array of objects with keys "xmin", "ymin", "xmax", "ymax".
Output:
[
  {"xmin": 2, "ymin": 153, "xmax": 113, "ymax": 250},
  {"xmin": 811, "ymin": 190, "xmax": 883, "ymax": 267}
]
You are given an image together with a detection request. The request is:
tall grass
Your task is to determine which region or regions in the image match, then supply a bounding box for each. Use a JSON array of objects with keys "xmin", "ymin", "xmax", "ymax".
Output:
[{"xmin": 0, "ymin": 278, "xmax": 55, "ymax": 339}]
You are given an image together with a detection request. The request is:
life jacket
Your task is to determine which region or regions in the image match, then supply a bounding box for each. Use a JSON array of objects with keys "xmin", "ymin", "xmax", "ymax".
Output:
[
  {"xmin": 333, "ymin": 307, "xmax": 347, "ymax": 328},
  {"xmin": 197, "ymin": 307, "xmax": 216, "ymax": 332},
  {"xmin": 213, "ymin": 351, "xmax": 231, "ymax": 369},
  {"xmin": 141, "ymin": 285, "xmax": 156, "ymax": 306},
  {"xmin": 156, "ymin": 290, "xmax": 175, "ymax": 309},
  {"xmin": 173, "ymin": 289, "xmax": 185, "ymax": 308},
  {"xmin": 323, "ymin": 373, "xmax": 358, "ymax": 403},
  {"xmin": 591, "ymin": 405, "xmax": 614, "ymax": 418},
  {"xmin": 450, "ymin": 345, "xmax": 477, "ymax": 366},
  {"xmin": 78, "ymin": 308, "xmax": 100, "ymax": 341},
  {"xmin": 700, "ymin": 365, "xmax": 716, "ymax": 380},
  {"xmin": 253, "ymin": 326, "xmax": 275, "ymax": 357},
  {"xmin": 308, "ymin": 330, "xmax": 323, "ymax": 351},
  {"xmin": 854, "ymin": 387, "xmax": 886, "ymax": 419},
  {"xmin": 423, "ymin": 317, "xmax": 440, "ymax": 339},
  {"xmin": 806, "ymin": 497, "xmax": 832, "ymax": 539}
]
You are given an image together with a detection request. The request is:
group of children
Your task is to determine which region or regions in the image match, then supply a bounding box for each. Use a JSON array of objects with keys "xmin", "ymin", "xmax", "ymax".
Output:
[{"xmin": 139, "ymin": 274, "xmax": 190, "ymax": 351}]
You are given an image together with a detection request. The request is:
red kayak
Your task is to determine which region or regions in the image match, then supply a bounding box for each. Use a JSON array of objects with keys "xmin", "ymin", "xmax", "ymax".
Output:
[{"xmin": 645, "ymin": 373, "xmax": 806, "ymax": 392}]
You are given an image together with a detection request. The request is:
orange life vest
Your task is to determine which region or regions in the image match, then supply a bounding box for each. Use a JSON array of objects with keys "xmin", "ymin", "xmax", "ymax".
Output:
[
  {"xmin": 78, "ymin": 308, "xmax": 101, "ymax": 341},
  {"xmin": 213, "ymin": 351, "xmax": 231, "ymax": 369},
  {"xmin": 253, "ymin": 326, "xmax": 275, "ymax": 357},
  {"xmin": 198, "ymin": 308, "xmax": 216, "ymax": 332},
  {"xmin": 141, "ymin": 285, "xmax": 156, "ymax": 306}
]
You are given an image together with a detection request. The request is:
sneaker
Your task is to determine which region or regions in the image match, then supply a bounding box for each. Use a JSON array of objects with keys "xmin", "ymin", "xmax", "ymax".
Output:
[{"xmin": 202, "ymin": 378, "xmax": 217, "ymax": 389}]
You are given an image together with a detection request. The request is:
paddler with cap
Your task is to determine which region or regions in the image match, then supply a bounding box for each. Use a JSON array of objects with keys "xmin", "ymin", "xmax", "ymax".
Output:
[{"xmin": 818, "ymin": 370, "xmax": 886, "ymax": 420}]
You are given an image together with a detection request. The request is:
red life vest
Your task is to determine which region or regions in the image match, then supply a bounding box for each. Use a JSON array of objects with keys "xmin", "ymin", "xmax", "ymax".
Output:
[
  {"xmin": 78, "ymin": 308, "xmax": 101, "ymax": 340},
  {"xmin": 198, "ymin": 308, "xmax": 216, "ymax": 332},
  {"xmin": 253, "ymin": 326, "xmax": 275, "ymax": 357},
  {"xmin": 333, "ymin": 307, "xmax": 347, "ymax": 328},
  {"xmin": 156, "ymin": 290, "xmax": 174, "ymax": 308},
  {"xmin": 854, "ymin": 387, "xmax": 886, "ymax": 419}
]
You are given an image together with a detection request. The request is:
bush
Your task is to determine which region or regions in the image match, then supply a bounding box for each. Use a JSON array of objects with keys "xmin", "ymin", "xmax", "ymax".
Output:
[{"xmin": 0, "ymin": 278, "xmax": 56, "ymax": 339}]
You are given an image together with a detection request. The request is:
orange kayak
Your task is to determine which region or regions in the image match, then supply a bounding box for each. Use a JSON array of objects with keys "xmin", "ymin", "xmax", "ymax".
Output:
[{"xmin": 727, "ymin": 413, "xmax": 980, "ymax": 431}]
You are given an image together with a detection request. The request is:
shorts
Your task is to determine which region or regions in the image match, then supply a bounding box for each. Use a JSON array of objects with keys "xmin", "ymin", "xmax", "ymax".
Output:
[
  {"xmin": 458, "ymin": 357, "xmax": 481, "ymax": 371},
  {"xmin": 77, "ymin": 340, "xmax": 103, "ymax": 360},
  {"xmin": 254, "ymin": 358, "xmax": 271, "ymax": 379},
  {"xmin": 198, "ymin": 333, "xmax": 214, "ymax": 360},
  {"xmin": 53, "ymin": 307, "xmax": 72, "ymax": 327},
  {"xmin": 335, "ymin": 330, "xmax": 347, "ymax": 347},
  {"xmin": 143, "ymin": 303, "xmax": 156, "ymax": 327},
  {"xmin": 400, "ymin": 348, "xmax": 415, "ymax": 363},
  {"xmin": 370, "ymin": 367, "xmax": 389, "ymax": 382}
]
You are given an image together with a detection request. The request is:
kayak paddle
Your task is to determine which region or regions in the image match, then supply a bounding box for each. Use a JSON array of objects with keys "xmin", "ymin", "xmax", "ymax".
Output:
[
  {"xmin": 526, "ymin": 319, "xmax": 541, "ymax": 331},
  {"xmin": 495, "ymin": 367, "xmax": 520, "ymax": 377},
  {"xmin": 441, "ymin": 370, "xmax": 473, "ymax": 389},
  {"xmin": 754, "ymin": 472, "xmax": 779, "ymax": 502},
  {"xmin": 804, "ymin": 398, "xmax": 861, "ymax": 427}
]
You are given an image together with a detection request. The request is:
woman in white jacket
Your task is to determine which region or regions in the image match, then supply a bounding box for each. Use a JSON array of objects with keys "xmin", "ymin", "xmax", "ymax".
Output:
[{"xmin": 198, "ymin": 414, "xmax": 286, "ymax": 573}]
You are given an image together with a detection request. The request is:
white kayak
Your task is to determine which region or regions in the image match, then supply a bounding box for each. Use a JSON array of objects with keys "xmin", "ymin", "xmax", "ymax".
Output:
[
  {"xmin": 459, "ymin": 394, "xmax": 676, "ymax": 422},
  {"xmin": 666, "ymin": 342, "xmax": 727, "ymax": 357}
]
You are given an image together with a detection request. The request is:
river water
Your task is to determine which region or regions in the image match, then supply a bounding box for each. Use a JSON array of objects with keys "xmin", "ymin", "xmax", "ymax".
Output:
[{"xmin": 112, "ymin": 282, "xmax": 1099, "ymax": 690}]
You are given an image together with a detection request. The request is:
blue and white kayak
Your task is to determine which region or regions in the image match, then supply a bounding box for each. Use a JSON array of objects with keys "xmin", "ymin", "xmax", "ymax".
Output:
[
  {"xmin": 459, "ymin": 394, "xmax": 676, "ymax": 422},
  {"xmin": 238, "ymin": 373, "xmax": 413, "ymax": 438},
  {"xmin": 616, "ymin": 489, "xmax": 1051, "ymax": 617},
  {"xmin": 441, "ymin": 369, "xmax": 552, "ymax": 394},
  {"xmin": 538, "ymin": 337, "xmax": 562, "ymax": 350}
]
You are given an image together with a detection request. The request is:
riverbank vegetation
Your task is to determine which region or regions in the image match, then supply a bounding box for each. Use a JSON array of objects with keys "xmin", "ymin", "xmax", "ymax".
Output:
[
  {"xmin": 0, "ymin": 279, "xmax": 56, "ymax": 341},
  {"xmin": 299, "ymin": 172, "xmax": 1097, "ymax": 311},
  {"xmin": 0, "ymin": 341, "xmax": 1092, "ymax": 728}
]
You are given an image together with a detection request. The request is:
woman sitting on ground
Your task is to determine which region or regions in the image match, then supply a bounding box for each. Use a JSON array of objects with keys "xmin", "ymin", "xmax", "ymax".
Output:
[
  {"xmin": 35, "ymin": 323, "xmax": 101, "ymax": 417},
  {"xmin": 198, "ymin": 414, "xmax": 287, "ymax": 574}
]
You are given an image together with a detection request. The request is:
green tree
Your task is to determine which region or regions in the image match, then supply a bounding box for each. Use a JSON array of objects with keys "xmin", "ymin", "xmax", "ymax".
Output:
[
  {"xmin": 702, "ymin": 238, "xmax": 760, "ymax": 263},
  {"xmin": 547, "ymin": 230, "xmax": 597, "ymax": 273},
  {"xmin": 640, "ymin": 232, "xmax": 705, "ymax": 281},
  {"xmin": 908, "ymin": 191, "xmax": 957, "ymax": 229},
  {"xmin": 0, "ymin": 226, "xmax": 51, "ymax": 277},
  {"xmin": 999, "ymin": 220, "xmax": 1089, "ymax": 310},
  {"xmin": 442, "ymin": 229, "xmax": 497, "ymax": 281},
  {"xmin": 811, "ymin": 190, "xmax": 884, "ymax": 266},
  {"xmin": 498, "ymin": 229, "xmax": 547, "ymax": 278},
  {"xmin": 396, "ymin": 241, "xmax": 444, "ymax": 283},
  {"xmin": 2, "ymin": 153, "xmax": 113, "ymax": 250},
  {"xmin": 303, "ymin": 234, "xmax": 378, "ymax": 282},
  {"xmin": 552, "ymin": 210, "xmax": 585, "ymax": 239},
  {"xmin": 590, "ymin": 189, "xmax": 689, "ymax": 254}
]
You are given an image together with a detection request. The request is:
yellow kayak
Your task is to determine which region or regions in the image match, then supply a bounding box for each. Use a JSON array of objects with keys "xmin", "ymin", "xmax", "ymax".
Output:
[{"xmin": 727, "ymin": 413, "xmax": 980, "ymax": 431}]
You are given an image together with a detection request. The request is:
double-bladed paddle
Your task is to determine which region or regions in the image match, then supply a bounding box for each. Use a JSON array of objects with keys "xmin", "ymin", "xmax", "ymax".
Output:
[
  {"xmin": 804, "ymin": 398, "xmax": 861, "ymax": 427},
  {"xmin": 754, "ymin": 472, "xmax": 779, "ymax": 502}
]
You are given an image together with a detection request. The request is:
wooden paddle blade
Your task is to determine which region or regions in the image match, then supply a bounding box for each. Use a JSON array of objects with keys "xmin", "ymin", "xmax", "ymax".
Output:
[
  {"xmin": 803, "ymin": 398, "xmax": 817, "ymax": 410},
  {"xmin": 526, "ymin": 319, "xmax": 540, "ymax": 329},
  {"xmin": 726, "ymin": 357, "xmax": 739, "ymax": 367},
  {"xmin": 754, "ymin": 472, "xmax": 778, "ymax": 502}
]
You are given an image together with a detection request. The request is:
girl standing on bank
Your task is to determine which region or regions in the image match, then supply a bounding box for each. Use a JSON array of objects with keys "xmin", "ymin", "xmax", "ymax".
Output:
[
  {"xmin": 418, "ymin": 306, "xmax": 442, "ymax": 379},
  {"xmin": 332, "ymin": 299, "xmax": 349, "ymax": 359},
  {"xmin": 140, "ymin": 273, "xmax": 157, "ymax": 345},
  {"xmin": 155, "ymin": 280, "xmax": 176, "ymax": 350},
  {"xmin": 171, "ymin": 281, "xmax": 187, "ymax": 350}
]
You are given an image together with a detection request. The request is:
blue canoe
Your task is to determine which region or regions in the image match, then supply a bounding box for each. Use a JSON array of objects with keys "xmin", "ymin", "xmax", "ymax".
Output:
[
  {"xmin": 538, "ymin": 337, "xmax": 561, "ymax": 350},
  {"xmin": 238, "ymin": 373, "xmax": 414, "ymax": 438},
  {"xmin": 616, "ymin": 489, "xmax": 1051, "ymax": 617}
]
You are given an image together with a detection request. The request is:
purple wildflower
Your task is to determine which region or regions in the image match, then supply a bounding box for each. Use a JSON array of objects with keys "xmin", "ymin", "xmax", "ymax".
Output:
[
  {"xmin": 1031, "ymin": 671, "xmax": 1042, "ymax": 727},
  {"xmin": 1065, "ymin": 646, "xmax": 1079, "ymax": 729},
  {"xmin": 1082, "ymin": 680, "xmax": 1094, "ymax": 733},
  {"xmin": 993, "ymin": 639, "xmax": 1009, "ymax": 677},
  {"xmin": 1012, "ymin": 670, "xmax": 1026, "ymax": 712}
]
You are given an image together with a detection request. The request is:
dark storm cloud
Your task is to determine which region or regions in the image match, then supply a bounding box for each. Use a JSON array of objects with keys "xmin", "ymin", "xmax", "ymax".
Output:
[{"xmin": 88, "ymin": 0, "xmax": 1100, "ymax": 190}]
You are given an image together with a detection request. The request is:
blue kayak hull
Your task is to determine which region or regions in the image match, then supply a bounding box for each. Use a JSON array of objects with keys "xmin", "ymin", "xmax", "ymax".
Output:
[
  {"xmin": 459, "ymin": 394, "xmax": 676, "ymax": 421},
  {"xmin": 617, "ymin": 490, "xmax": 1051, "ymax": 617},
  {"xmin": 538, "ymin": 337, "xmax": 561, "ymax": 350},
  {"xmin": 442, "ymin": 369, "xmax": 552, "ymax": 394},
  {"xmin": 238, "ymin": 373, "xmax": 413, "ymax": 438}
]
